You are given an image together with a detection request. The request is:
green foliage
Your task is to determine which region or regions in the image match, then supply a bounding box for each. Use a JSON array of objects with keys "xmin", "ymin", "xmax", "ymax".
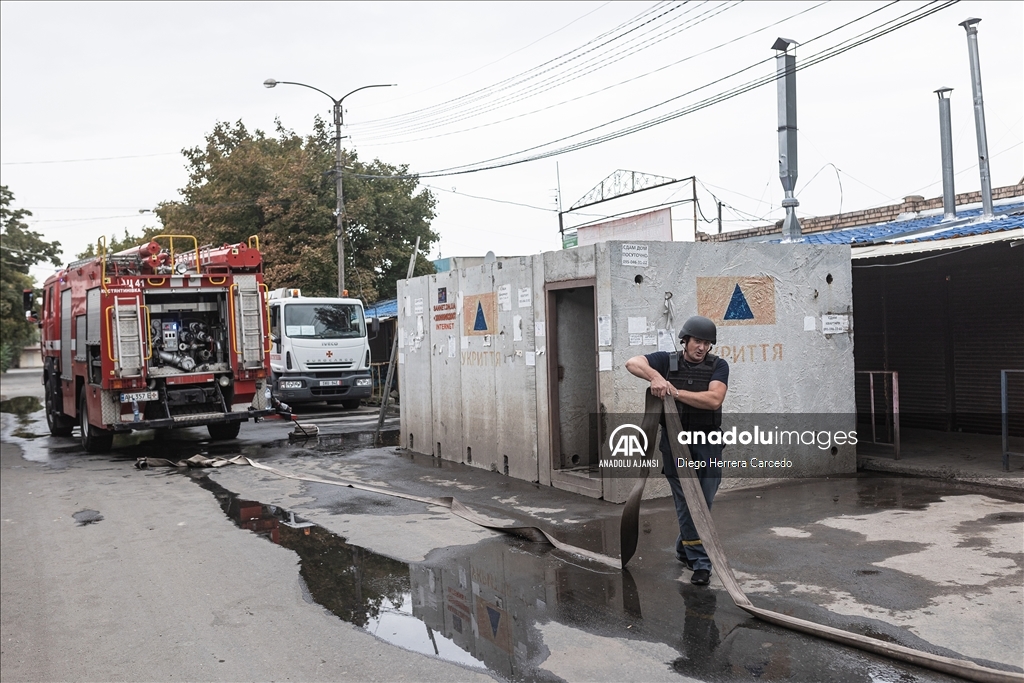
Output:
[
  {"xmin": 0, "ymin": 341, "xmax": 15, "ymax": 374},
  {"xmin": 76, "ymin": 226, "xmax": 166, "ymax": 259},
  {"xmin": 156, "ymin": 119, "xmax": 437, "ymax": 302},
  {"xmin": 0, "ymin": 186, "xmax": 62, "ymax": 368}
]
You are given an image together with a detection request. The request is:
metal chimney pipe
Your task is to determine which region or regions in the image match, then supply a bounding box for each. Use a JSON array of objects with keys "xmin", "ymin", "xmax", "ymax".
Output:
[
  {"xmin": 773, "ymin": 37, "xmax": 801, "ymax": 241},
  {"xmin": 935, "ymin": 87, "xmax": 956, "ymax": 220},
  {"xmin": 959, "ymin": 18, "xmax": 994, "ymax": 218}
]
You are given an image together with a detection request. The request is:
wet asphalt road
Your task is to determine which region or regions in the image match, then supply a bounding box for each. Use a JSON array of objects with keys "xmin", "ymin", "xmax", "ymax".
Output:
[{"xmin": 2, "ymin": 368, "xmax": 1022, "ymax": 682}]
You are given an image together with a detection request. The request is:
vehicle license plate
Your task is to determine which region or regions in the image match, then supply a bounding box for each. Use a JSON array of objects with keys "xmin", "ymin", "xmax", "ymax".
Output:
[
  {"xmin": 319, "ymin": 380, "xmax": 342, "ymax": 387},
  {"xmin": 120, "ymin": 391, "xmax": 159, "ymax": 403}
]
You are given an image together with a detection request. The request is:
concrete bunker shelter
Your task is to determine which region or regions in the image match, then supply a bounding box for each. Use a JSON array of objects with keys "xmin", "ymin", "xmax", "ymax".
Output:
[{"xmin": 397, "ymin": 241, "xmax": 856, "ymax": 503}]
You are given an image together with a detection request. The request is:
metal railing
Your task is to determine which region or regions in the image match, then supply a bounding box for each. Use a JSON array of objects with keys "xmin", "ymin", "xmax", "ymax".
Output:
[
  {"xmin": 1001, "ymin": 369, "xmax": 1023, "ymax": 472},
  {"xmin": 855, "ymin": 370, "xmax": 900, "ymax": 459}
]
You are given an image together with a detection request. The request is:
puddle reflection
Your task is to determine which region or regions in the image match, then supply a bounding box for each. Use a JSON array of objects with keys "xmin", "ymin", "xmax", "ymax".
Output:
[{"xmin": 192, "ymin": 475, "xmax": 942, "ymax": 683}]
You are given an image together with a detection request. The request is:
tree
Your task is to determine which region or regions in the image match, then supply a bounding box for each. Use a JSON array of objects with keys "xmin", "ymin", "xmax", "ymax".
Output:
[
  {"xmin": 0, "ymin": 186, "xmax": 62, "ymax": 370},
  {"xmin": 76, "ymin": 226, "xmax": 166, "ymax": 260},
  {"xmin": 156, "ymin": 119, "xmax": 437, "ymax": 302}
]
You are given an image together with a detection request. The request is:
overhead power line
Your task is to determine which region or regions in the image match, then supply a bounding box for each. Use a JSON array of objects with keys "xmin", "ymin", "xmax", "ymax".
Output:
[
  {"xmin": 350, "ymin": 1, "xmax": 956, "ymax": 180},
  {"xmin": 354, "ymin": 1, "xmax": 679, "ymax": 130},
  {"xmin": 355, "ymin": 1, "xmax": 740, "ymax": 140},
  {"xmin": 358, "ymin": 2, "xmax": 828, "ymax": 147},
  {"xmin": 1, "ymin": 152, "xmax": 178, "ymax": 166}
]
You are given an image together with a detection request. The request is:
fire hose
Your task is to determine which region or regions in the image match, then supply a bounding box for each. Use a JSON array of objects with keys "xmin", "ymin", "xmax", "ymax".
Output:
[
  {"xmin": 137, "ymin": 392, "xmax": 1022, "ymax": 682},
  {"xmin": 619, "ymin": 391, "xmax": 1021, "ymax": 683}
]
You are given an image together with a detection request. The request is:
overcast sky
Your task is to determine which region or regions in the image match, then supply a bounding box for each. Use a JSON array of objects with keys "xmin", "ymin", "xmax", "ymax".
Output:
[{"xmin": 2, "ymin": 1, "xmax": 1021, "ymax": 287}]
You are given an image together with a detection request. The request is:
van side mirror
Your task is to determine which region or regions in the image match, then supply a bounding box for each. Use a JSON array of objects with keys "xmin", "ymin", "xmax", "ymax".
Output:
[
  {"xmin": 270, "ymin": 333, "xmax": 280, "ymax": 352},
  {"xmin": 371, "ymin": 317, "xmax": 380, "ymax": 334}
]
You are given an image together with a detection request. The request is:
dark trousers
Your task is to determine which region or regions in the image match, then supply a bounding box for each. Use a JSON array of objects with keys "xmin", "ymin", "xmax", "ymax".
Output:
[{"xmin": 661, "ymin": 440, "xmax": 723, "ymax": 572}]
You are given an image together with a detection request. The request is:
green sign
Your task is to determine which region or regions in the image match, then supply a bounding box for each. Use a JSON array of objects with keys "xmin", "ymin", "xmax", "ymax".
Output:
[{"xmin": 562, "ymin": 231, "xmax": 578, "ymax": 249}]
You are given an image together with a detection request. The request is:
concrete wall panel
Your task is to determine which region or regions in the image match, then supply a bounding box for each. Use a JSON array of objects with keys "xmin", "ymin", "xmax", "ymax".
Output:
[
  {"xmin": 459, "ymin": 264, "xmax": 499, "ymax": 471},
  {"xmin": 493, "ymin": 257, "xmax": 539, "ymax": 481},
  {"xmin": 397, "ymin": 276, "xmax": 433, "ymax": 453},
  {"xmin": 428, "ymin": 270, "xmax": 463, "ymax": 461}
]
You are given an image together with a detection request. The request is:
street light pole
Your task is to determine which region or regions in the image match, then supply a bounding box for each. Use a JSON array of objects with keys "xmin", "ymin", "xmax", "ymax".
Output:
[{"xmin": 264, "ymin": 79, "xmax": 395, "ymax": 296}]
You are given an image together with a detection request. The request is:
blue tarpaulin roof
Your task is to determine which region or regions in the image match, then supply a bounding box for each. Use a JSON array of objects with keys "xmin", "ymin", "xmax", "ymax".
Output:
[
  {"xmin": 364, "ymin": 298, "xmax": 398, "ymax": 319},
  {"xmin": 769, "ymin": 202, "xmax": 1024, "ymax": 245}
]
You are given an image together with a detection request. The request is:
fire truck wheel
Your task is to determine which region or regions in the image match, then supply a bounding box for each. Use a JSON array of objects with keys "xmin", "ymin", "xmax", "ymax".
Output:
[
  {"xmin": 45, "ymin": 378, "xmax": 74, "ymax": 437},
  {"xmin": 207, "ymin": 421, "xmax": 241, "ymax": 440},
  {"xmin": 79, "ymin": 392, "xmax": 113, "ymax": 454}
]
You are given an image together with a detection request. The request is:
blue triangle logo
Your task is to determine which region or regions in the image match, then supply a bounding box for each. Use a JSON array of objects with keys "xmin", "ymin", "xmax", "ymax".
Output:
[
  {"xmin": 724, "ymin": 284, "xmax": 755, "ymax": 320},
  {"xmin": 486, "ymin": 606, "xmax": 501, "ymax": 637},
  {"xmin": 473, "ymin": 301, "xmax": 488, "ymax": 331}
]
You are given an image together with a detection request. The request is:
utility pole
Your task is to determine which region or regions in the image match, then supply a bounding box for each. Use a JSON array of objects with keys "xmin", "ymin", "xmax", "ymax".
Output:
[
  {"xmin": 333, "ymin": 100, "xmax": 346, "ymax": 296},
  {"xmin": 717, "ymin": 200, "xmax": 723, "ymax": 234},
  {"xmin": 264, "ymin": 79, "xmax": 396, "ymax": 295}
]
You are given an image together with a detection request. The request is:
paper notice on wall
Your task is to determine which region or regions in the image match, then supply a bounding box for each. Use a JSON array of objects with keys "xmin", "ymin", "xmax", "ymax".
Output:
[
  {"xmin": 483, "ymin": 334, "xmax": 492, "ymax": 347},
  {"xmin": 643, "ymin": 333, "xmax": 657, "ymax": 346},
  {"xmin": 598, "ymin": 315, "xmax": 611, "ymax": 346},
  {"xmin": 414, "ymin": 298, "xmax": 424, "ymax": 315},
  {"xmin": 629, "ymin": 334, "xmax": 643, "ymax": 346},
  {"xmin": 398, "ymin": 352, "xmax": 405, "ymax": 365},
  {"xmin": 821, "ymin": 314, "xmax": 850, "ymax": 334},
  {"xmin": 461, "ymin": 336, "xmax": 469, "ymax": 349},
  {"xmin": 621, "ymin": 243, "xmax": 649, "ymax": 267},
  {"xmin": 513, "ymin": 315, "xmax": 523, "ymax": 341},
  {"xmin": 657, "ymin": 329, "xmax": 676, "ymax": 352},
  {"xmin": 535, "ymin": 321, "xmax": 545, "ymax": 337},
  {"xmin": 599, "ymin": 351, "xmax": 613, "ymax": 371},
  {"xmin": 627, "ymin": 317, "xmax": 647, "ymax": 334},
  {"xmin": 525, "ymin": 351, "xmax": 536, "ymax": 366},
  {"xmin": 399, "ymin": 328, "xmax": 406, "ymax": 348},
  {"xmin": 804, "ymin": 316, "xmax": 816, "ymax": 332},
  {"xmin": 416, "ymin": 315, "xmax": 424, "ymax": 337},
  {"xmin": 497, "ymin": 284, "xmax": 512, "ymax": 311},
  {"xmin": 518, "ymin": 287, "xmax": 532, "ymax": 308},
  {"xmin": 448, "ymin": 335, "xmax": 456, "ymax": 358}
]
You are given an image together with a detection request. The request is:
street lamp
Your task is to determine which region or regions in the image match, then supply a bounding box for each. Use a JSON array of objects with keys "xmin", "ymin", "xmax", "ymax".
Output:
[{"xmin": 264, "ymin": 78, "xmax": 395, "ymax": 296}]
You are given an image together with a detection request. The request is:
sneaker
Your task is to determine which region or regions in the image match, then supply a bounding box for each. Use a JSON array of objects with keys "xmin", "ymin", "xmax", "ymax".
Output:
[
  {"xmin": 676, "ymin": 553, "xmax": 694, "ymax": 571},
  {"xmin": 690, "ymin": 569, "xmax": 711, "ymax": 586}
]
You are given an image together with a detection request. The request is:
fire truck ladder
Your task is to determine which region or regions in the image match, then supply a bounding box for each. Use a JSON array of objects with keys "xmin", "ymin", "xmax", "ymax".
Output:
[
  {"xmin": 112, "ymin": 296, "xmax": 145, "ymax": 377},
  {"xmin": 232, "ymin": 275, "xmax": 264, "ymax": 369}
]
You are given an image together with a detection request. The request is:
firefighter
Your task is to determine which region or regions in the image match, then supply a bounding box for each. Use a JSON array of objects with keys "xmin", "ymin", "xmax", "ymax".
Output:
[{"xmin": 625, "ymin": 315, "xmax": 729, "ymax": 586}]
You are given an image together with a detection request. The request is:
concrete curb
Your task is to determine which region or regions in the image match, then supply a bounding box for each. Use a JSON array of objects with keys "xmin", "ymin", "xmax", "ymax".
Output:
[{"xmin": 858, "ymin": 455, "xmax": 1024, "ymax": 491}]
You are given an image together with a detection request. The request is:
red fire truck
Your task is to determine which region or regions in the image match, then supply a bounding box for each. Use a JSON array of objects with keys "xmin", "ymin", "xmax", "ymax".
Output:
[{"xmin": 33, "ymin": 235, "xmax": 286, "ymax": 453}]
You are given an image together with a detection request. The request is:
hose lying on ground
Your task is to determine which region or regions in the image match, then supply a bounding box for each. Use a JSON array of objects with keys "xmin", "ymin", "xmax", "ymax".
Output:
[
  {"xmin": 619, "ymin": 391, "xmax": 1022, "ymax": 683},
  {"xmin": 138, "ymin": 394, "xmax": 1022, "ymax": 683}
]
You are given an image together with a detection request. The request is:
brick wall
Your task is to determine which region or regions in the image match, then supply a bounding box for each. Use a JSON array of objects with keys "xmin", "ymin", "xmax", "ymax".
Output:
[{"xmin": 697, "ymin": 183, "xmax": 1024, "ymax": 242}]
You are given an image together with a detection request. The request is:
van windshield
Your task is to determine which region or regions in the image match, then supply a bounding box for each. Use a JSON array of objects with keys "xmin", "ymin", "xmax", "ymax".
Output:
[{"xmin": 284, "ymin": 303, "xmax": 365, "ymax": 339}]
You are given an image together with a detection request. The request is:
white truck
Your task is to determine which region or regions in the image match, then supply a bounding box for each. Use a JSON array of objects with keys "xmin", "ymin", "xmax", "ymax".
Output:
[{"xmin": 267, "ymin": 288, "xmax": 378, "ymax": 408}]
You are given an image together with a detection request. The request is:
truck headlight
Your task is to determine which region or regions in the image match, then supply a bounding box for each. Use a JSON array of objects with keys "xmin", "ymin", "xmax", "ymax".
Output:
[
  {"xmin": 355, "ymin": 378, "xmax": 372, "ymax": 387},
  {"xmin": 280, "ymin": 380, "xmax": 304, "ymax": 389}
]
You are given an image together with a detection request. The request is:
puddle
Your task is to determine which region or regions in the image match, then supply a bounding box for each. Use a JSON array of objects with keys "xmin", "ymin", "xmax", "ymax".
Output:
[
  {"xmin": 188, "ymin": 474, "xmax": 981, "ymax": 682},
  {"xmin": 0, "ymin": 396, "xmax": 45, "ymax": 439}
]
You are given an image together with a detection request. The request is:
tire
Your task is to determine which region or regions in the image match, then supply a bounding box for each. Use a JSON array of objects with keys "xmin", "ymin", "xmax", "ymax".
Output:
[
  {"xmin": 45, "ymin": 374, "xmax": 74, "ymax": 437},
  {"xmin": 207, "ymin": 421, "xmax": 241, "ymax": 440},
  {"xmin": 79, "ymin": 391, "xmax": 113, "ymax": 454},
  {"xmin": 341, "ymin": 399, "xmax": 361, "ymax": 410}
]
